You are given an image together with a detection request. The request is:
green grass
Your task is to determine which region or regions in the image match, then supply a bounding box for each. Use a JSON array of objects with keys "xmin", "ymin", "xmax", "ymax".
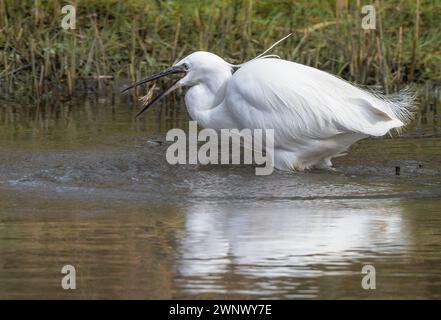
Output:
[{"xmin": 0, "ymin": 0, "xmax": 440, "ymax": 100}]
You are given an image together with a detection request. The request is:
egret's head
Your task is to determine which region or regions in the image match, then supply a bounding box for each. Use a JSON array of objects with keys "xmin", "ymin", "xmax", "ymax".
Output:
[
  {"xmin": 121, "ymin": 51, "xmax": 231, "ymax": 117},
  {"xmin": 174, "ymin": 51, "xmax": 232, "ymax": 87}
]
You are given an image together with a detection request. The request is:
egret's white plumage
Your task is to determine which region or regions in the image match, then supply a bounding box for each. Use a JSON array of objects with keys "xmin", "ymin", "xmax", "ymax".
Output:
[
  {"xmin": 175, "ymin": 51, "xmax": 415, "ymax": 171},
  {"xmin": 124, "ymin": 40, "xmax": 416, "ymax": 171}
]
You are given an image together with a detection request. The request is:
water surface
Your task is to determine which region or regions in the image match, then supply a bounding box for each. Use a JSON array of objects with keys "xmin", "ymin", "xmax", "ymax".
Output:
[{"xmin": 0, "ymin": 95, "xmax": 440, "ymax": 299}]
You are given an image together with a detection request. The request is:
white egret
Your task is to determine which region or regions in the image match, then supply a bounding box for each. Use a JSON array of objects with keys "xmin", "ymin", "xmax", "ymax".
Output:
[{"xmin": 122, "ymin": 36, "xmax": 415, "ymax": 171}]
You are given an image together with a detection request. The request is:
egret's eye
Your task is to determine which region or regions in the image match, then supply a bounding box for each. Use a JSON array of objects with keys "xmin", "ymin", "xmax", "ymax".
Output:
[{"xmin": 182, "ymin": 63, "xmax": 189, "ymax": 71}]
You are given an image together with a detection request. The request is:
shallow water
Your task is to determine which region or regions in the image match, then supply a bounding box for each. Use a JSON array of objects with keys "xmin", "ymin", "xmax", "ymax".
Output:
[{"xmin": 0, "ymin": 95, "xmax": 440, "ymax": 299}]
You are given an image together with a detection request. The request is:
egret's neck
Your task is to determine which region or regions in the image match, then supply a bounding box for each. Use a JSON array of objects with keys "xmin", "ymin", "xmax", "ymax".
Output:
[{"xmin": 185, "ymin": 70, "xmax": 233, "ymax": 128}]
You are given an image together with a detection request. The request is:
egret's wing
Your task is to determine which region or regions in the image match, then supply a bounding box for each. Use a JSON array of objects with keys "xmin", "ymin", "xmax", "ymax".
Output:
[{"xmin": 226, "ymin": 59, "xmax": 414, "ymax": 141}]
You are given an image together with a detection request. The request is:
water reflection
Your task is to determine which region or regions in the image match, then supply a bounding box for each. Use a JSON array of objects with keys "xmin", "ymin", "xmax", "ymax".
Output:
[
  {"xmin": 176, "ymin": 200, "xmax": 407, "ymax": 295},
  {"xmin": 0, "ymin": 95, "xmax": 188, "ymax": 150}
]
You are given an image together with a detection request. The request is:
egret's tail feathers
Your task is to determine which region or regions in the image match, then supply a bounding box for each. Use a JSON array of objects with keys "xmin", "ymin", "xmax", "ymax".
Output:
[
  {"xmin": 341, "ymin": 86, "xmax": 417, "ymax": 137},
  {"xmin": 371, "ymin": 86, "xmax": 417, "ymax": 130}
]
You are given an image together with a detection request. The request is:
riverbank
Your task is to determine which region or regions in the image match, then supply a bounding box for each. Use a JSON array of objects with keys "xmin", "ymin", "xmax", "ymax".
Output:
[{"xmin": 1, "ymin": 1, "xmax": 440, "ymax": 100}]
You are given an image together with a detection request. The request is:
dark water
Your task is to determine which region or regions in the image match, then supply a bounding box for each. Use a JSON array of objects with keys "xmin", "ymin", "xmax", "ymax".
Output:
[{"xmin": 0, "ymin": 94, "xmax": 440, "ymax": 299}]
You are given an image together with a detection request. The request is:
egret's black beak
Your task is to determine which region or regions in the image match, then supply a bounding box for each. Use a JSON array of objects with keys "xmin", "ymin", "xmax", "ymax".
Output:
[{"xmin": 121, "ymin": 65, "xmax": 187, "ymax": 118}]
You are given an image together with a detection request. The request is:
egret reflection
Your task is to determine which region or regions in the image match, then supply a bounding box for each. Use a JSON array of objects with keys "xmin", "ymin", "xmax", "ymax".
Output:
[{"xmin": 177, "ymin": 201, "xmax": 408, "ymax": 295}]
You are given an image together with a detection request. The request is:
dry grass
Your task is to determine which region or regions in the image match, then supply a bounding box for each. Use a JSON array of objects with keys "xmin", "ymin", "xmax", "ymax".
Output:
[{"xmin": 0, "ymin": 0, "xmax": 440, "ymax": 100}]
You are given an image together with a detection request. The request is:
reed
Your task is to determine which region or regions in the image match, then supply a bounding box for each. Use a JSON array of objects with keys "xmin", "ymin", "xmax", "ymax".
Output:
[
  {"xmin": 0, "ymin": 0, "xmax": 439, "ymax": 100},
  {"xmin": 409, "ymin": 0, "xmax": 421, "ymax": 82}
]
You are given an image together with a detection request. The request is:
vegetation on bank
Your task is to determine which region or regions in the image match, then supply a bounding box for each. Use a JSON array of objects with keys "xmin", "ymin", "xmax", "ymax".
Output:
[{"xmin": 0, "ymin": 0, "xmax": 440, "ymax": 100}]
